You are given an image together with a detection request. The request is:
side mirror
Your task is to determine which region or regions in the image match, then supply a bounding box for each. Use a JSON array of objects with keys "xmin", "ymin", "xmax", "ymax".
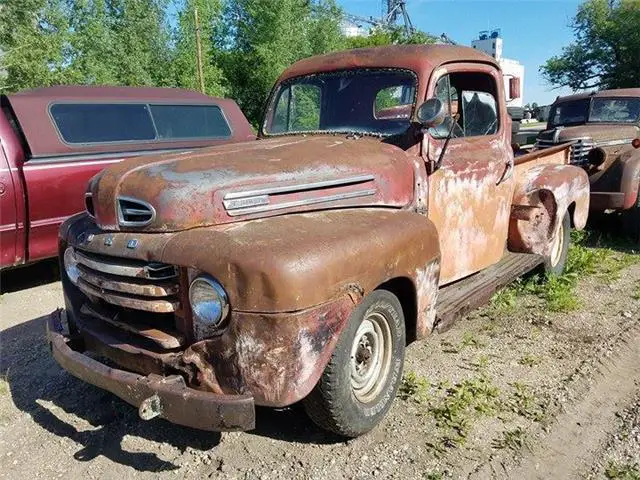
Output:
[{"xmin": 416, "ymin": 98, "xmax": 446, "ymax": 128}]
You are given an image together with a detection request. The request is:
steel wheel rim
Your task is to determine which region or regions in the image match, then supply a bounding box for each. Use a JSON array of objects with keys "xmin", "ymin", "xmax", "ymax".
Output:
[
  {"xmin": 550, "ymin": 220, "xmax": 565, "ymax": 267},
  {"xmin": 350, "ymin": 311, "xmax": 393, "ymax": 403}
]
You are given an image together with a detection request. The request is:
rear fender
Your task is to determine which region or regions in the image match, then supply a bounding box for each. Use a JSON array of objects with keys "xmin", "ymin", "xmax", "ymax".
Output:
[
  {"xmin": 509, "ymin": 164, "xmax": 589, "ymax": 256},
  {"xmin": 620, "ymin": 150, "xmax": 640, "ymax": 209}
]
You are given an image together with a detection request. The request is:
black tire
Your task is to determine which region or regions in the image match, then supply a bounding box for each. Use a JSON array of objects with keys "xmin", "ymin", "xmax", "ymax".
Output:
[
  {"xmin": 621, "ymin": 183, "xmax": 640, "ymax": 245},
  {"xmin": 543, "ymin": 211, "xmax": 571, "ymax": 276},
  {"xmin": 302, "ymin": 289, "xmax": 406, "ymax": 437}
]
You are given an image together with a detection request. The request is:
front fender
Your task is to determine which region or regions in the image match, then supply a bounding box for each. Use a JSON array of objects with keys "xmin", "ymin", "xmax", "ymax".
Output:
[
  {"xmin": 162, "ymin": 208, "xmax": 441, "ymax": 316},
  {"xmin": 509, "ymin": 164, "xmax": 589, "ymax": 255}
]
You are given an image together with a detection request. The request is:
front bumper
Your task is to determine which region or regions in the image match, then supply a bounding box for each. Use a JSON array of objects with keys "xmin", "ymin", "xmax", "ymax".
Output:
[{"xmin": 46, "ymin": 310, "xmax": 256, "ymax": 432}]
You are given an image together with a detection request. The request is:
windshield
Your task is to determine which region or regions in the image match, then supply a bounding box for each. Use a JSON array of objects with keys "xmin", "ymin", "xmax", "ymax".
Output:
[
  {"xmin": 264, "ymin": 69, "xmax": 417, "ymax": 136},
  {"xmin": 549, "ymin": 97, "xmax": 640, "ymax": 127}
]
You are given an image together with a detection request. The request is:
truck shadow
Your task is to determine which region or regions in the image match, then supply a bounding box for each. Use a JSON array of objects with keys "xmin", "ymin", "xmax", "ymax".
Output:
[
  {"xmin": 1, "ymin": 315, "xmax": 219, "ymax": 472},
  {"xmin": 0, "ymin": 259, "xmax": 60, "ymax": 293},
  {"xmin": 1, "ymin": 315, "xmax": 341, "ymax": 472},
  {"xmin": 585, "ymin": 214, "xmax": 639, "ymax": 253}
]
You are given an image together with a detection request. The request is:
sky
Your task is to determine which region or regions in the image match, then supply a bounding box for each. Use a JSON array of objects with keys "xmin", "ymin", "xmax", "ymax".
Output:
[{"xmin": 337, "ymin": 0, "xmax": 581, "ymax": 105}]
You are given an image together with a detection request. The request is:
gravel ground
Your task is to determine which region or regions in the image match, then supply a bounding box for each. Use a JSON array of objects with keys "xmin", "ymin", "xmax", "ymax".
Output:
[{"xmin": 0, "ymin": 241, "xmax": 638, "ymax": 479}]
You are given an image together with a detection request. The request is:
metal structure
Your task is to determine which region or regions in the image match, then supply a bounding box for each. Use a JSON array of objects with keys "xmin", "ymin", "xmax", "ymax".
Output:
[{"xmin": 342, "ymin": 0, "xmax": 415, "ymax": 37}]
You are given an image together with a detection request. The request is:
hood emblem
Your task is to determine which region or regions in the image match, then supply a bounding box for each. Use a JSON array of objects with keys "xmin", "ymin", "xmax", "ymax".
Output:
[
  {"xmin": 127, "ymin": 239, "xmax": 139, "ymax": 249},
  {"xmin": 223, "ymin": 175, "xmax": 376, "ymax": 216},
  {"xmin": 104, "ymin": 235, "xmax": 113, "ymax": 246},
  {"xmin": 86, "ymin": 233, "xmax": 94, "ymax": 243}
]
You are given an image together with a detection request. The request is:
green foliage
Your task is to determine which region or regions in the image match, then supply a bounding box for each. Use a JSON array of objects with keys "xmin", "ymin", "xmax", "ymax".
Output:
[
  {"xmin": 171, "ymin": 0, "xmax": 227, "ymax": 96},
  {"xmin": 502, "ymin": 382, "xmax": 546, "ymax": 422},
  {"xmin": 218, "ymin": 0, "xmax": 345, "ymax": 125},
  {"xmin": 518, "ymin": 354, "xmax": 541, "ymax": 367},
  {"xmin": 605, "ymin": 462, "xmax": 640, "ymax": 480},
  {"xmin": 491, "ymin": 426, "xmax": 528, "ymax": 451},
  {"xmin": 0, "ymin": 0, "xmax": 73, "ymax": 91},
  {"xmin": 541, "ymin": 0, "xmax": 640, "ymax": 90}
]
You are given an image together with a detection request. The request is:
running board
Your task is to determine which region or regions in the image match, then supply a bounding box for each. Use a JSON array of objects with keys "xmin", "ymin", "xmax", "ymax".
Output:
[{"xmin": 434, "ymin": 252, "xmax": 543, "ymax": 333}]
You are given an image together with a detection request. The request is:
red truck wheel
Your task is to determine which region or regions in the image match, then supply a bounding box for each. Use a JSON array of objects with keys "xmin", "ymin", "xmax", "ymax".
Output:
[
  {"xmin": 543, "ymin": 211, "xmax": 571, "ymax": 276},
  {"xmin": 303, "ymin": 290, "xmax": 406, "ymax": 437}
]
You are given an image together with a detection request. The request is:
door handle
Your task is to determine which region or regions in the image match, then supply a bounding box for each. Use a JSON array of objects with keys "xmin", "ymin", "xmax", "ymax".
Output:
[{"xmin": 496, "ymin": 158, "xmax": 514, "ymax": 185}]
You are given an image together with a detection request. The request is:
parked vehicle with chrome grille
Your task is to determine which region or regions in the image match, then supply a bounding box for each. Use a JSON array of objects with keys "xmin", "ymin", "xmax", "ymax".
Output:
[
  {"xmin": 0, "ymin": 86, "xmax": 255, "ymax": 269},
  {"xmin": 50, "ymin": 45, "xmax": 590, "ymax": 438},
  {"xmin": 536, "ymin": 89, "xmax": 640, "ymax": 241}
]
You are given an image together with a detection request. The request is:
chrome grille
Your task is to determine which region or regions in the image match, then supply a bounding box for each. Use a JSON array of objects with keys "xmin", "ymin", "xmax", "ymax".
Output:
[
  {"xmin": 117, "ymin": 197, "xmax": 155, "ymax": 227},
  {"xmin": 72, "ymin": 248, "xmax": 180, "ymax": 313},
  {"xmin": 536, "ymin": 138, "xmax": 594, "ymax": 165}
]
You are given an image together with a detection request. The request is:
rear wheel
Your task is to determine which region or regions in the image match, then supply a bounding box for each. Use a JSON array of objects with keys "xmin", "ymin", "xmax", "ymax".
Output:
[
  {"xmin": 302, "ymin": 290, "xmax": 405, "ymax": 437},
  {"xmin": 621, "ymin": 183, "xmax": 640, "ymax": 245},
  {"xmin": 543, "ymin": 211, "xmax": 571, "ymax": 276}
]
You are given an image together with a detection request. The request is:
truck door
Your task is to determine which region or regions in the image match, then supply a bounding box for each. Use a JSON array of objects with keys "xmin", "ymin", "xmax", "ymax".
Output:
[
  {"xmin": 425, "ymin": 64, "xmax": 514, "ymax": 285},
  {"xmin": 0, "ymin": 139, "xmax": 19, "ymax": 267}
]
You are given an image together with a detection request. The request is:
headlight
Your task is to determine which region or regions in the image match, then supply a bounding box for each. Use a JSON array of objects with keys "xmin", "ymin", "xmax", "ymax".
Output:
[
  {"xmin": 189, "ymin": 275, "xmax": 229, "ymax": 335},
  {"xmin": 63, "ymin": 247, "xmax": 80, "ymax": 285}
]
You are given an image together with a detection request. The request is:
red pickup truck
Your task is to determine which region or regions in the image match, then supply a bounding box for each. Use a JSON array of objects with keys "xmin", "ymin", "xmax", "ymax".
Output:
[{"xmin": 0, "ymin": 86, "xmax": 254, "ymax": 269}]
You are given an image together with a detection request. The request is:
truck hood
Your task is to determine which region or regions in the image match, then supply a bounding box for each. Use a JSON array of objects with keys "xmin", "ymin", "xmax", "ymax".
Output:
[
  {"xmin": 90, "ymin": 136, "xmax": 415, "ymax": 232},
  {"xmin": 539, "ymin": 124, "xmax": 639, "ymax": 144}
]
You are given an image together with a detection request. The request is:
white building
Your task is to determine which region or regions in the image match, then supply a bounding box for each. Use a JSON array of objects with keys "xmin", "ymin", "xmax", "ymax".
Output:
[
  {"xmin": 340, "ymin": 20, "xmax": 368, "ymax": 38},
  {"xmin": 471, "ymin": 30, "xmax": 524, "ymax": 108}
]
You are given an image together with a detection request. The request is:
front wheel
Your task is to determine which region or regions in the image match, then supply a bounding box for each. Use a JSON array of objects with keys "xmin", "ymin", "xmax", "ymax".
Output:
[
  {"xmin": 302, "ymin": 290, "xmax": 406, "ymax": 437},
  {"xmin": 543, "ymin": 211, "xmax": 571, "ymax": 276}
]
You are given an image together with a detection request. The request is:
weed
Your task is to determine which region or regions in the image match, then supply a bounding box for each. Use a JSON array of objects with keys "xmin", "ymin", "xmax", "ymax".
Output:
[
  {"xmin": 492, "ymin": 426, "xmax": 528, "ymax": 451},
  {"xmin": 428, "ymin": 375, "xmax": 501, "ymax": 447},
  {"xmin": 423, "ymin": 471, "xmax": 444, "ymax": 480},
  {"xmin": 503, "ymin": 382, "xmax": 546, "ymax": 422},
  {"xmin": 632, "ymin": 281, "xmax": 640, "ymax": 301},
  {"xmin": 490, "ymin": 287, "xmax": 518, "ymax": 314},
  {"xmin": 399, "ymin": 371, "xmax": 430, "ymax": 402},
  {"xmin": 469, "ymin": 355, "xmax": 489, "ymax": 372},
  {"xmin": 461, "ymin": 331, "xmax": 485, "ymax": 349},
  {"xmin": 440, "ymin": 340, "xmax": 460, "ymax": 354},
  {"xmin": 518, "ymin": 354, "xmax": 541, "ymax": 367},
  {"xmin": 604, "ymin": 461, "xmax": 640, "ymax": 480}
]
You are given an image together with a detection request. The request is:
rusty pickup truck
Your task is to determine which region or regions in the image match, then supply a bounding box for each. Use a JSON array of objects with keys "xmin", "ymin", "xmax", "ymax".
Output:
[
  {"xmin": 536, "ymin": 88, "xmax": 640, "ymax": 241},
  {"xmin": 49, "ymin": 45, "xmax": 589, "ymax": 438}
]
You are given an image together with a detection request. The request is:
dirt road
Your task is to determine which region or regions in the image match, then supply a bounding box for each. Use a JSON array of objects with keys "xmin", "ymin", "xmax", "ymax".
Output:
[{"xmin": 1, "ymin": 238, "xmax": 638, "ymax": 479}]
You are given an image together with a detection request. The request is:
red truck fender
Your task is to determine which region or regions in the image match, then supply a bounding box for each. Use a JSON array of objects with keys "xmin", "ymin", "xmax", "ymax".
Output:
[
  {"xmin": 619, "ymin": 149, "xmax": 640, "ymax": 210},
  {"xmin": 509, "ymin": 164, "xmax": 590, "ymax": 256}
]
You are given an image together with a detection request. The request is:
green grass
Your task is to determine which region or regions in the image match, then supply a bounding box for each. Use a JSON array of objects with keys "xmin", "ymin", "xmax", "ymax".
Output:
[
  {"xmin": 490, "ymin": 229, "xmax": 639, "ymax": 315},
  {"xmin": 518, "ymin": 354, "xmax": 541, "ymax": 367},
  {"xmin": 605, "ymin": 461, "xmax": 640, "ymax": 480},
  {"xmin": 492, "ymin": 426, "xmax": 528, "ymax": 451},
  {"xmin": 502, "ymin": 382, "xmax": 547, "ymax": 422}
]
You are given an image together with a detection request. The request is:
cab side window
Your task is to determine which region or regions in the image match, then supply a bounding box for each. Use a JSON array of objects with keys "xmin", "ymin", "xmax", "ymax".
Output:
[{"xmin": 430, "ymin": 72, "xmax": 499, "ymax": 139}]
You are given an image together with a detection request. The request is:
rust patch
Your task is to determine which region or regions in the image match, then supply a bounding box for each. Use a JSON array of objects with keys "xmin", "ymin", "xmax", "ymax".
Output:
[{"xmin": 183, "ymin": 296, "xmax": 355, "ymax": 407}]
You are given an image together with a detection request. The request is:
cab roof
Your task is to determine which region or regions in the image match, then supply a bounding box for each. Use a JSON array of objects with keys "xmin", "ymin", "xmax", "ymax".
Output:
[
  {"xmin": 553, "ymin": 88, "xmax": 640, "ymax": 104},
  {"xmin": 278, "ymin": 44, "xmax": 500, "ymax": 82}
]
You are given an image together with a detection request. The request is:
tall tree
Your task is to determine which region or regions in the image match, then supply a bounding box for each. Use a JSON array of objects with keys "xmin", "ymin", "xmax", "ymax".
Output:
[
  {"xmin": 0, "ymin": 0, "xmax": 72, "ymax": 92},
  {"xmin": 219, "ymin": 0, "xmax": 344, "ymax": 125},
  {"xmin": 66, "ymin": 0, "xmax": 118, "ymax": 85},
  {"xmin": 108, "ymin": 0, "xmax": 172, "ymax": 87},
  {"xmin": 171, "ymin": 0, "xmax": 227, "ymax": 96},
  {"xmin": 541, "ymin": 0, "xmax": 640, "ymax": 91}
]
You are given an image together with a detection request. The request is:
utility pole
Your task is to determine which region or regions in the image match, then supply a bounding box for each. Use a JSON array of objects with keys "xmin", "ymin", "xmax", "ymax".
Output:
[{"xmin": 194, "ymin": 6, "xmax": 205, "ymax": 94}]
